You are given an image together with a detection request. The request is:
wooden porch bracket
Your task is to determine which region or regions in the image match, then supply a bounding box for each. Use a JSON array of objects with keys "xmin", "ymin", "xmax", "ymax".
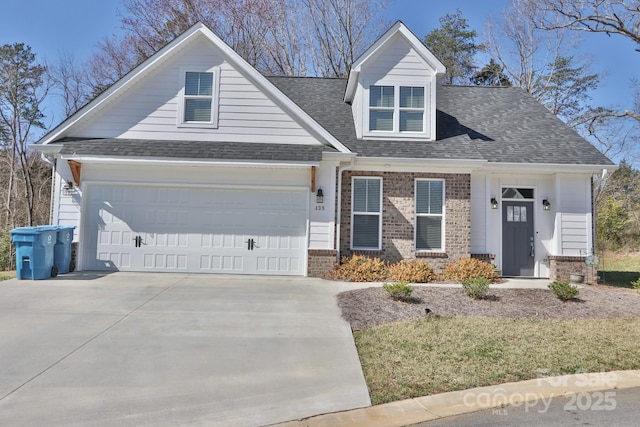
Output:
[
  {"xmin": 68, "ymin": 160, "xmax": 82, "ymax": 186},
  {"xmin": 311, "ymin": 166, "xmax": 316, "ymax": 192}
]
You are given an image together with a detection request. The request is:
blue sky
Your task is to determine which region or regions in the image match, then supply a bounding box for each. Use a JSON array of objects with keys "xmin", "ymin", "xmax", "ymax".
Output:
[{"xmin": 2, "ymin": 0, "xmax": 639, "ymax": 129}]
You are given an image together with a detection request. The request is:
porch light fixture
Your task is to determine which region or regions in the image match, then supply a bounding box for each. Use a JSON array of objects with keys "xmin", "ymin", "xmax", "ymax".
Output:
[
  {"xmin": 316, "ymin": 188, "xmax": 324, "ymax": 204},
  {"xmin": 490, "ymin": 197, "xmax": 498, "ymax": 209},
  {"xmin": 542, "ymin": 199, "xmax": 551, "ymax": 210},
  {"xmin": 62, "ymin": 180, "xmax": 77, "ymax": 195}
]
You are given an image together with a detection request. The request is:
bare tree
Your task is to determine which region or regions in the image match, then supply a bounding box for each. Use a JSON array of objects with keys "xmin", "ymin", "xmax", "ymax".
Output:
[
  {"xmin": 301, "ymin": 0, "xmax": 387, "ymax": 77},
  {"xmin": 47, "ymin": 50, "xmax": 92, "ymax": 119},
  {"xmin": 488, "ymin": 0, "xmax": 601, "ymax": 126},
  {"xmin": 536, "ymin": 0, "xmax": 640, "ymax": 48},
  {"xmin": 82, "ymin": 0, "xmax": 387, "ymax": 95},
  {"xmin": 535, "ymin": 0, "xmax": 640, "ymax": 123}
]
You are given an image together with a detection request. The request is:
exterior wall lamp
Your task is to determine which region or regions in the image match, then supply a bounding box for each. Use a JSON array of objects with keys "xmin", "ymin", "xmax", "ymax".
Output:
[
  {"xmin": 63, "ymin": 180, "xmax": 76, "ymax": 195},
  {"xmin": 542, "ymin": 199, "xmax": 551, "ymax": 210},
  {"xmin": 490, "ymin": 197, "xmax": 498, "ymax": 209},
  {"xmin": 316, "ymin": 187, "xmax": 324, "ymax": 204}
]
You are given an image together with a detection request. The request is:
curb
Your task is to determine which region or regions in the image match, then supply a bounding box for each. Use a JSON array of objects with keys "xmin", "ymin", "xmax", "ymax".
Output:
[{"xmin": 272, "ymin": 370, "xmax": 640, "ymax": 427}]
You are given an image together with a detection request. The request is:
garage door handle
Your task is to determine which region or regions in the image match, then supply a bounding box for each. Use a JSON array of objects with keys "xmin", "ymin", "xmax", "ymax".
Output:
[
  {"xmin": 246, "ymin": 238, "xmax": 256, "ymax": 250},
  {"xmin": 133, "ymin": 235, "xmax": 142, "ymax": 248}
]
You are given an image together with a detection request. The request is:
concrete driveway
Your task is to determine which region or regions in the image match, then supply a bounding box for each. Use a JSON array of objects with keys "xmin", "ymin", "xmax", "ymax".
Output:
[{"xmin": 0, "ymin": 273, "xmax": 371, "ymax": 426}]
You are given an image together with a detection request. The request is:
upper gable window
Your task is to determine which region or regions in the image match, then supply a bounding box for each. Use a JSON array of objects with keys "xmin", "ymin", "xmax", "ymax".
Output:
[
  {"xmin": 368, "ymin": 84, "xmax": 425, "ymax": 134},
  {"xmin": 178, "ymin": 67, "xmax": 219, "ymax": 128}
]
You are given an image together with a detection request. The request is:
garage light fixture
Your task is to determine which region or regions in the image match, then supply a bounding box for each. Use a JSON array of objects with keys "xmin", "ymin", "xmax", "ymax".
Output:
[
  {"xmin": 542, "ymin": 199, "xmax": 551, "ymax": 210},
  {"xmin": 490, "ymin": 197, "xmax": 498, "ymax": 209},
  {"xmin": 316, "ymin": 188, "xmax": 324, "ymax": 204},
  {"xmin": 63, "ymin": 180, "xmax": 76, "ymax": 195}
]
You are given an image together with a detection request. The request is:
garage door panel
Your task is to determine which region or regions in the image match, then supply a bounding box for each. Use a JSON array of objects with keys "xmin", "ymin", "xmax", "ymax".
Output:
[{"xmin": 84, "ymin": 184, "xmax": 307, "ymax": 275}]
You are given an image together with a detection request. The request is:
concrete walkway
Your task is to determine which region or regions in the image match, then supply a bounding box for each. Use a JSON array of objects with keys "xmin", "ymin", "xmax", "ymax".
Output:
[
  {"xmin": 273, "ymin": 370, "xmax": 640, "ymax": 427},
  {"xmin": 0, "ymin": 273, "xmax": 371, "ymax": 427}
]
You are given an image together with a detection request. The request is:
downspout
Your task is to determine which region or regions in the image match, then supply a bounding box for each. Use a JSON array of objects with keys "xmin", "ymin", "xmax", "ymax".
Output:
[
  {"xmin": 41, "ymin": 153, "xmax": 56, "ymax": 224},
  {"xmin": 335, "ymin": 156, "xmax": 356, "ymax": 262}
]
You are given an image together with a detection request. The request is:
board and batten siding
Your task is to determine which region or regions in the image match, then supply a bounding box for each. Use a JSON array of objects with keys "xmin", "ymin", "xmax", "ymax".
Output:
[
  {"xmin": 556, "ymin": 174, "xmax": 592, "ymax": 256},
  {"xmin": 69, "ymin": 36, "xmax": 321, "ymax": 145}
]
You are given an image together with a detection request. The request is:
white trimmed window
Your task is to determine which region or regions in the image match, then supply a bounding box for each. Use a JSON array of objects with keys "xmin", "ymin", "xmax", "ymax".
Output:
[
  {"xmin": 351, "ymin": 177, "xmax": 382, "ymax": 250},
  {"xmin": 368, "ymin": 84, "xmax": 425, "ymax": 133},
  {"xmin": 415, "ymin": 179, "xmax": 444, "ymax": 251},
  {"xmin": 178, "ymin": 67, "xmax": 219, "ymax": 128}
]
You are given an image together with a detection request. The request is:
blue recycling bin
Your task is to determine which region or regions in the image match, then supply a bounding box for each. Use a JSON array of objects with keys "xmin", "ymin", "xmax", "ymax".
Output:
[
  {"xmin": 11, "ymin": 226, "xmax": 58, "ymax": 280},
  {"xmin": 53, "ymin": 226, "xmax": 75, "ymax": 274}
]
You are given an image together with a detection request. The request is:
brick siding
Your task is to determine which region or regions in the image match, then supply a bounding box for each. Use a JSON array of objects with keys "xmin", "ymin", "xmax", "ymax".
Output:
[
  {"xmin": 340, "ymin": 171, "xmax": 471, "ymax": 273},
  {"xmin": 548, "ymin": 256, "xmax": 597, "ymax": 284},
  {"xmin": 307, "ymin": 249, "xmax": 337, "ymax": 278}
]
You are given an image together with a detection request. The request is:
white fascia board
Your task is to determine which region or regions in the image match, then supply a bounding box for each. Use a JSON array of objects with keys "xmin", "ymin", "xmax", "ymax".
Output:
[
  {"xmin": 58, "ymin": 154, "xmax": 318, "ymax": 169},
  {"xmin": 322, "ymin": 151, "xmax": 357, "ymax": 162},
  {"xmin": 344, "ymin": 70, "xmax": 360, "ymax": 103},
  {"xmin": 353, "ymin": 156, "xmax": 487, "ymax": 173},
  {"xmin": 38, "ymin": 23, "xmax": 208, "ymax": 146},
  {"xmin": 480, "ymin": 162, "xmax": 618, "ymax": 175},
  {"xmin": 31, "ymin": 143, "xmax": 63, "ymax": 154},
  {"xmin": 344, "ymin": 21, "xmax": 446, "ymax": 102}
]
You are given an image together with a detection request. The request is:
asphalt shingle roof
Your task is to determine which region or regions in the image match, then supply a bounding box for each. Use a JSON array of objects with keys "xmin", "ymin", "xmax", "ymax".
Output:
[
  {"xmin": 55, "ymin": 77, "xmax": 613, "ymax": 166},
  {"xmin": 58, "ymin": 139, "xmax": 332, "ymax": 162},
  {"xmin": 268, "ymin": 76, "xmax": 614, "ymax": 165}
]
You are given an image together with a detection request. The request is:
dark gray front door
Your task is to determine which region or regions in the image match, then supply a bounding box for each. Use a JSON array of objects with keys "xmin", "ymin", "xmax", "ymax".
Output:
[{"xmin": 502, "ymin": 201, "xmax": 534, "ymax": 276}]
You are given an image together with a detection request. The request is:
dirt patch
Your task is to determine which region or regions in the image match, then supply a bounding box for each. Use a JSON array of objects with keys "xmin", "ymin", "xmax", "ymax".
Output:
[{"xmin": 338, "ymin": 284, "xmax": 640, "ymax": 330}]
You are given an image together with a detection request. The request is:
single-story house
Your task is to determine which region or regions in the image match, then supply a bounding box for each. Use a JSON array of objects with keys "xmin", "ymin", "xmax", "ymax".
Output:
[{"xmin": 35, "ymin": 21, "xmax": 614, "ymax": 280}]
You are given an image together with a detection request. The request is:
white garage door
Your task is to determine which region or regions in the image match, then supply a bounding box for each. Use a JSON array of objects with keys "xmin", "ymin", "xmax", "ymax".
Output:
[{"xmin": 82, "ymin": 184, "xmax": 308, "ymax": 275}]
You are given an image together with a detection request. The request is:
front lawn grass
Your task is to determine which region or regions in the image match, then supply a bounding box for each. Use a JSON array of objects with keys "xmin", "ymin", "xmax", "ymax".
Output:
[
  {"xmin": 355, "ymin": 317, "xmax": 640, "ymax": 405},
  {"xmin": 598, "ymin": 251, "xmax": 640, "ymax": 288}
]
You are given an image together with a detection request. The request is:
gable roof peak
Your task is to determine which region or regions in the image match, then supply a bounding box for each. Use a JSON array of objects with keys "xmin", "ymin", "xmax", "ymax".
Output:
[{"xmin": 344, "ymin": 21, "xmax": 446, "ymax": 102}]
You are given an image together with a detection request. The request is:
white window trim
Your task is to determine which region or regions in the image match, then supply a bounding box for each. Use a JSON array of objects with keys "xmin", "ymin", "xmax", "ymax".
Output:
[
  {"xmin": 364, "ymin": 81, "xmax": 429, "ymax": 139},
  {"xmin": 177, "ymin": 66, "xmax": 220, "ymax": 128},
  {"xmin": 351, "ymin": 176, "xmax": 383, "ymax": 251},
  {"xmin": 414, "ymin": 178, "xmax": 445, "ymax": 252}
]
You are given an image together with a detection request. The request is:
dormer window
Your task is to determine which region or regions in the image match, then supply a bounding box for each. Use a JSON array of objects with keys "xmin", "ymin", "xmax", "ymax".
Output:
[
  {"xmin": 178, "ymin": 66, "xmax": 219, "ymax": 128},
  {"xmin": 369, "ymin": 86, "xmax": 395, "ymax": 131},
  {"xmin": 366, "ymin": 84, "xmax": 427, "ymax": 136}
]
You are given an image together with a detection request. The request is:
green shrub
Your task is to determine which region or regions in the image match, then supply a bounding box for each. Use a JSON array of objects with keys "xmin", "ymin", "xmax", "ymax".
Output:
[
  {"xmin": 461, "ymin": 277, "xmax": 490, "ymax": 300},
  {"xmin": 388, "ymin": 259, "xmax": 437, "ymax": 283},
  {"xmin": 632, "ymin": 278, "xmax": 640, "ymax": 293},
  {"xmin": 383, "ymin": 281, "xmax": 414, "ymax": 301},
  {"xmin": 442, "ymin": 258, "xmax": 498, "ymax": 283},
  {"xmin": 549, "ymin": 280, "xmax": 579, "ymax": 301},
  {"xmin": 331, "ymin": 255, "xmax": 389, "ymax": 282}
]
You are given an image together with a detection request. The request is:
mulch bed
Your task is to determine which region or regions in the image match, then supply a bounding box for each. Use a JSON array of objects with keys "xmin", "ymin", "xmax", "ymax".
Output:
[{"xmin": 337, "ymin": 284, "xmax": 640, "ymax": 330}]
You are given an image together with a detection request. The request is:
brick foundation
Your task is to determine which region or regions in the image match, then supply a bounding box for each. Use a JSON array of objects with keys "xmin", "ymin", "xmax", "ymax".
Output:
[
  {"xmin": 548, "ymin": 256, "xmax": 597, "ymax": 284},
  {"xmin": 307, "ymin": 249, "xmax": 337, "ymax": 278},
  {"xmin": 340, "ymin": 171, "xmax": 471, "ymax": 273}
]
